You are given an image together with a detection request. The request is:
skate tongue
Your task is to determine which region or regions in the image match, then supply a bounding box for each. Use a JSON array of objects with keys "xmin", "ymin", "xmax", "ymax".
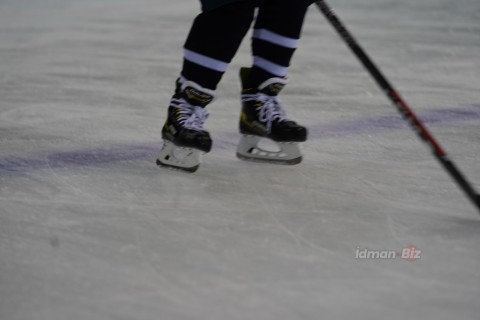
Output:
[
  {"xmin": 258, "ymin": 77, "xmax": 288, "ymax": 96},
  {"xmin": 185, "ymin": 106, "xmax": 209, "ymax": 131},
  {"xmin": 181, "ymin": 81, "xmax": 216, "ymax": 107}
]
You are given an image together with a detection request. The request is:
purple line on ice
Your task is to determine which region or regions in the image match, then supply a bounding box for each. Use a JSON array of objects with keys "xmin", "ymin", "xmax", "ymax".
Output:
[
  {"xmin": 309, "ymin": 105, "xmax": 480, "ymax": 139},
  {"xmin": 0, "ymin": 105, "xmax": 479, "ymax": 174},
  {"xmin": 0, "ymin": 145, "xmax": 156, "ymax": 174}
]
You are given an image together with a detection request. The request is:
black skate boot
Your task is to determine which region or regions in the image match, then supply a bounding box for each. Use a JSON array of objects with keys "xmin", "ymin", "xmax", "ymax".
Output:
[
  {"xmin": 236, "ymin": 67, "xmax": 307, "ymax": 164},
  {"xmin": 156, "ymin": 80, "xmax": 215, "ymax": 172}
]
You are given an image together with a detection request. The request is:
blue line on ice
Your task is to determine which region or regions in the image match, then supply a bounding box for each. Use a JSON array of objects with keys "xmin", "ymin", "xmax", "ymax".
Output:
[{"xmin": 0, "ymin": 105, "xmax": 479, "ymax": 175}]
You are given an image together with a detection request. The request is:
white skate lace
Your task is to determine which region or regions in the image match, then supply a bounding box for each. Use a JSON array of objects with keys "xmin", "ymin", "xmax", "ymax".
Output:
[
  {"xmin": 171, "ymin": 98, "xmax": 209, "ymax": 131},
  {"xmin": 242, "ymin": 93, "xmax": 287, "ymax": 133}
]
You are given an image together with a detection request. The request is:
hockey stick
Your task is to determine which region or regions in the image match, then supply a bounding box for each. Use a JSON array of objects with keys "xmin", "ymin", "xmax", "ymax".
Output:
[{"xmin": 315, "ymin": 0, "xmax": 480, "ymax": 213}]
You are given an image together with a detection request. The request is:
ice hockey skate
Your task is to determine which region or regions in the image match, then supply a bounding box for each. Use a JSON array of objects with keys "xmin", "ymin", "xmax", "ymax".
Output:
[
  {"xmin": 156, "ymin": 80, "xmax": 215, "ymax": 172},
  {"xmin": 236, "ymin": 68, "xmax": 308, "ymax": 164}
]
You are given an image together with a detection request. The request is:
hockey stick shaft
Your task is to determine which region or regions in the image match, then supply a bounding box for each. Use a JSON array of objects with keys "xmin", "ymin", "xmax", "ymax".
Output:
[{"xmin": 315, "ymin": 0, "xmax": 480, "ymax": 213}]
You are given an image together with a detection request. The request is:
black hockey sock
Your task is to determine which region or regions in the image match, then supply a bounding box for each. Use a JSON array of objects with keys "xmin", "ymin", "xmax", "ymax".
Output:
[
  {"xmin": 181, "ymin": 1, "xmax": 256, "ymax": 90},
  {"xmin": 249, "ymin": 0, "xmax": 314, "ymax": 88}
]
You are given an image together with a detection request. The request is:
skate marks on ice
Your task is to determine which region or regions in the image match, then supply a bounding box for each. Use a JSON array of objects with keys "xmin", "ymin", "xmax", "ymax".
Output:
[{"xmin": 1, "ymin": 104, "xmax": 479, "ymax": 175}]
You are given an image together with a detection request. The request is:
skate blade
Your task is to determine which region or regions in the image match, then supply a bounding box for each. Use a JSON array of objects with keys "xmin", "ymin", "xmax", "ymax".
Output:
[
  {"xmin": 156, "ymin": 140, "xmax": 202, "ymax": 173},
  {"xmin": 156, "ymin": 158, "xmax": 199, "ymax": 173},
  {"xmin": 236, "ymin": 135, "xmax": 303, "ymax": 165},
  {"xmin": 236, "ymin": 152, "xmax": 302, "ymax": 165}
]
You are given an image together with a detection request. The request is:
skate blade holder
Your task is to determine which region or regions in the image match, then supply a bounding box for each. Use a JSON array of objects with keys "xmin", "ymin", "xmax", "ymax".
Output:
[
  {"xmin": 156, "ymin": 140, "xmax": 202, "ymax": 173},
  {"xmin": 236, "ymin": 135, "xmax": 303, "ymax": 165}
]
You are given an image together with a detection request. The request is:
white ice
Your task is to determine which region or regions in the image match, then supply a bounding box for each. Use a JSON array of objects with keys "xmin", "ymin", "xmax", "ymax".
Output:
[{"xmin": 1, "ymin": 0, "xmax": 480, "ymax": 319}]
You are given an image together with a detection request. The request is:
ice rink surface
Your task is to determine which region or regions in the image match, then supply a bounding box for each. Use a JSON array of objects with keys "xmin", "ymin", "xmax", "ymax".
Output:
[{"xmin": 1, "ymin": 0, "xmax": 480, "ymax": 319}]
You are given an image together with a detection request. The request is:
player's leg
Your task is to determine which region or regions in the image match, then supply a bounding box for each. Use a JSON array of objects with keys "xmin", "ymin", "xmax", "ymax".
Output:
[
  {"xmin": 158, "ymin": 1, "xmax": 256, "ymax": 171},
  {"xmin": 250, "ymin": 0, "xmax": 313, "ymax": 86},
  {"xmin": 236, "ymin": 0, "xmax": 313, "ymax": 164}
]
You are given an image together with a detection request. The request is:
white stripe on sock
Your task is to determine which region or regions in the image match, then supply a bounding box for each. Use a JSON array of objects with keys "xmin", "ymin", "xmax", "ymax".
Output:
[
  {"xmin": 253, "ymin": 56, "xmax": 288, "ymax": 77},
  {"xmin": 183, "ymin": 49, "xmax": 229, "ymax": 72},
  {"xmin": 253, "ymin": 28, "xmax": 299, "ymax": 49}
]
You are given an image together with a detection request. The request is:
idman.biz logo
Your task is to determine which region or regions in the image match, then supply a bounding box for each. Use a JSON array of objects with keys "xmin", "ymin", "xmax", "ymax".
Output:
[{"xmin": 355, "ymin": 245, "xmax": 422, "ymax": 262}]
